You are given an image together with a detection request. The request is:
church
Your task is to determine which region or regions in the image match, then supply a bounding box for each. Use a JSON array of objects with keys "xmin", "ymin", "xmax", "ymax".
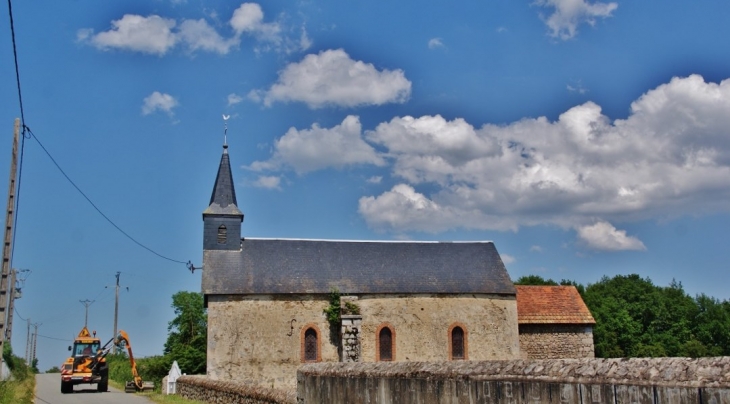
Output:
[{"xmin": 200, "ymin": 142, "xmax": 595, "ymax": 389}]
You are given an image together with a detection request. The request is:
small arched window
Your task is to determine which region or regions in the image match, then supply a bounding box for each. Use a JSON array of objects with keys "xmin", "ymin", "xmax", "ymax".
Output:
[
  {"xmin": 304, "ymin": 328, "xmax": 318, "ymax": 362},
  {"xmin": 379, "ymin": 327, "xmax": 393, "ymax": 361},
  {"xmin": 451, "ymin": 326, "xmax": 466, "ymax": 360},
  {"xmin": 217, "ymin": 225, "xmax": 227, "ymax": 244}
]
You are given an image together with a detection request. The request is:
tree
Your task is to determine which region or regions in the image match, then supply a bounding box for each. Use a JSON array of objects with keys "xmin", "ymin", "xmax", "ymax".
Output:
[
  {"xmin": 514, "ymin": 275, "xmax": 558, "ymax": 285},
  {"xmin": 164, "ymin": 291, "xmax": 207, "ymax": 375},
  {"xmin": 46, "ymin": 366, "xmax": 61, "ymax": 373}
]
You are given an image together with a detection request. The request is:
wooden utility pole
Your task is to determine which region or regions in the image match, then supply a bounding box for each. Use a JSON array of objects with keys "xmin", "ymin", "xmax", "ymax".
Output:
[
  {"xmin": 30, "ymin": 322, "xmax": 39, "ymax": 367},
  {"xmin": 24, "ymin": 318, "xmax": 30, "ymax": 364},
  {"xmin": 0, "ymin": 119, "xmax": 20, "ymax": 365},
  {"xmin": 80, "ymin": 299, "xmax": 94, "ymax": 328},
  {"xmin": 6, "ymin": 269, "xmax": 17, "ymax": 342},
  {"xmin": 112, "ymin": 272, "xmax": 120, "ymax": 353}
]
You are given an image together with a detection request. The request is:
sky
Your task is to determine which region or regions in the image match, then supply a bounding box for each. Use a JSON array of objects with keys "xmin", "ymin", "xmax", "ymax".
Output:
[{"xmin": 1, "ymin": 0, "xmax": 730, "ymax": 372}]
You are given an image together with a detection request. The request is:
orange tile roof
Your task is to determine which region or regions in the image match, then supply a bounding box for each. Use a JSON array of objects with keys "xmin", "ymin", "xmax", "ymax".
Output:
[{"xmin": 515, "ymin": 285, "xmax": 595, "ymax": 324}]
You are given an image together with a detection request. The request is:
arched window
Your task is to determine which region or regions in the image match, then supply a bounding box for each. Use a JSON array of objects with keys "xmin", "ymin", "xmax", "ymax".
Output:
[
  {"xmin": 217, "ymin": 225, "xmax": 227, "ymax": 244},
  {"xmin": 303, "ymin": 328, "xmax": 318, "ymax": 362},
  {"xmin": 451, "ymin": 326, "xmax": 466, "ymax": 360},
  {"xmin": 376, "ymin": 323, "xmax": 395, "ymax": 362},
  {"xmin": 379, "ymin": 328, "xmax": 393, "ymax": 361}
]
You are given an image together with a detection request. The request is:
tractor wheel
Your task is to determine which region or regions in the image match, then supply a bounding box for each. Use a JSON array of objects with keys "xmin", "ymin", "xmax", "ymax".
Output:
[
  {"xmin": 97, "ymin": 379, "xmax": 108, "ymax": 392},
  {"xmin": 61, "ymin": 381, "xmax": 72, "ymax": 394}
]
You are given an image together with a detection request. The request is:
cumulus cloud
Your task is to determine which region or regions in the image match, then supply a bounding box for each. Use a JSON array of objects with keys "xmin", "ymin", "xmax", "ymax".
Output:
[
  {"xmin": 355, "ymin": 75, "xmax": 730, "ymax": 239},
  {"xmin": 535, "ymin": 0, "xmax": 618, "ymax": 40},
  {"xmin": 78, "ymin": 2, "xmax": 297, "ymax": 56},
  {"xmin": 178, "ymin": 19, "xmax": 237, "ymax": 54},
  {"xmin": 428, "ymin": 38, "xmax": 444, "ymax": 49},
  {"xmin": 249, "ymin": 115, "xmax": 386, "ymax": 174},
  {"xmin": 367, "ymin": 176, "xmax": 382, "ymax": 184},
  {"xmin": 142, "ymin": 91, "xmax": 179, "ymax": 116},
  {"xmin": 252, "ymin": 49, "xmax": 412, "ymax": 108},
  {"xmin": 228, "ymin": 93, "xmax": 244, "ymax": 106},
  {"xmin": 577, "ymin": 221, "xmax": 646, "ymax": 251},
  {"xmin": 253, "ymin": 175, "xmax": 282, "ymax": 190},
  {"xmin": 80, "ymin": 15, "xmax": 178, "ymax": 55},
  {"xmin": 501, "ymin": 254, "xmax": 516, "ymax": 264},
  {"xmin": 230, "ymin": 3, "xmax": 281, "ymax": 43}
]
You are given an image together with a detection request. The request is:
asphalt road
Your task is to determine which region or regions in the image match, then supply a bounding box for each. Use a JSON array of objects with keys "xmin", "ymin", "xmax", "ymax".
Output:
[{"xmin": 35, "ymin": 373, "xmax": 154, "ymax": 404}]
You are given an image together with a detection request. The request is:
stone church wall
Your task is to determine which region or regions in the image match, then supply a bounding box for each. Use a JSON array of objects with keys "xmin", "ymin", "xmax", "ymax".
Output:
[
  {"xmin": 519, "ymin": 324, "xmax": 595, "ymax": 359},
  {"xmin": 206, "ymin": 293, "xmax": 520, "ymax": 390},
  {"xmin": 356, "ymin": 294, "xmax": 520, "ymax": 362}
]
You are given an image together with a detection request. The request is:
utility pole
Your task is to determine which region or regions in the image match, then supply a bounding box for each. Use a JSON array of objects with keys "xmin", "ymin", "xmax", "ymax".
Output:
[
  {"xmin": 79, "ymin": 299, "xmax": 94, "ymax": 328},
  {"xmin": 113, "ymin": 272, "xmax": 120, "ymax": 353},
  {"xmin": 30, "ymin": 322, "xmax": 40, "ymax": 369},
  {"xmin": 5, "ymin": 269, "xmax": 17, "ymax": 342},
  {"xmin": 7, "ymin": 268, "xmax": 28, "ymax": 345},
  {"xmin": 24, "ymin": 318, "xmax": 30, "ymax": 364},
  {"xmin": 0, "ymin": 119, "xmax": 20, "ymax": 368}
]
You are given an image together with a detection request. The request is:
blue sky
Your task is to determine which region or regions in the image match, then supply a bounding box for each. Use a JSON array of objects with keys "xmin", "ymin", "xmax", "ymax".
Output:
[{"xmin": 2, "ymin": 0, "xmax": 730, "ymax": 371}]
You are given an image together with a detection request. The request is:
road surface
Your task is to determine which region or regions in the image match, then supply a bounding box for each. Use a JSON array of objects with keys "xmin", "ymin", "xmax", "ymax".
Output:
[{"xmin": 35, "ymin": 373, "xmax": 154, "ymax": 404}]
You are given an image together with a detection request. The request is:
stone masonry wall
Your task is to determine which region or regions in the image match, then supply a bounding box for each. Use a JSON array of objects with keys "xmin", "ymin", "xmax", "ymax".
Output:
[
  {"xmin": 356, "ymin": 294, "xmax": 521, "ymax": 362},
  {"xmin": 206, "ymin": 294, "xmax": 337, "ymax": 390},
  {"xmin": 207, "ymin": 293, "xmax": 520, "ymax": 390},
  {"xmin": 177, "ymin": 375, "xmax": 296, "ymax": 404},
  {"xmin": 519, "ymin": 324, "xmax": 595, "ymax": 359},
  {"xmin": 298, "ymin": 358, "xmax": 730, "ymax": 403}
]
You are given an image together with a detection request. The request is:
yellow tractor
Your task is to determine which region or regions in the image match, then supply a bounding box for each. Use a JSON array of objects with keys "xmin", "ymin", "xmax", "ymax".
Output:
[
  {"xmin": 60, "ymin": 327, "xmax": 107, "ymax": 393},
  {"xmin": 60, "ymin": 327, "xmax": 153, "ymax": 394}
]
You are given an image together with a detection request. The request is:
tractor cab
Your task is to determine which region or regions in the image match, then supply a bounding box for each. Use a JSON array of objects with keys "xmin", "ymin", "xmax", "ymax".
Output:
[{"xmin": 71, "ymin": 341, "xmax": 101, "ymax": 357}]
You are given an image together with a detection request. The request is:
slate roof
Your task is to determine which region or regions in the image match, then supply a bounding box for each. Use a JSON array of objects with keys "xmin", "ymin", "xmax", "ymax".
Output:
[
  {"xmin": 203, "ymin": 145, "xmax": 242, "ymax": 216},
  {"xmin": 202, "ymin": 238, "xmax": 516, "ymax": 295},
  {"xmin": 515, "ymin": 285, "xmax": 595, "ymax": 324}
]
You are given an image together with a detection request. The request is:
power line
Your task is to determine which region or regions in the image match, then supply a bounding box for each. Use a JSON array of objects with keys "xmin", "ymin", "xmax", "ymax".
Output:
[
  {"xmin": 6, "ymin": 0, "xmax": 29, "ymax": 273},
  {"xmin": 36, "ymin": 334, "xmax": 72, "ymax": 342},
  {"xmin": 24, "ymin": 127, "xmax": 190, "ymax": 265},
  {"xmin": 6, "ymin": 0, "xmax": 197, "ymax": 270}
]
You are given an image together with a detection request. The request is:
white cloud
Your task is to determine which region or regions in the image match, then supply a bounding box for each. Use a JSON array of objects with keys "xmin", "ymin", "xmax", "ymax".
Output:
[
  {"xmin": 79, "ymin": 3, "xmax": 297, "ymax": 56},
  {"xmin": 356, "ymin": 75, "xmax": 730, "ymax": 237},
  {"xmin": 567, "ymin": 83, "xmax": 588, "ymax": 94},
  {"xmin": 428, "ymin": 38, "xmax": 444, "ymax": 49},
  {"xmin": 254, "ymin": 49, "xmax": 412, "ymax": 108},
  {"xmin": 142, "ymin": 91, "xmax": 179, "ymax": 116},
  {"xmin": 535, "ymin": 0, "xmax": 618, "ymax": 40},
  {"xmin": 82, "ymin": 15, "xmax": 178, "ymax": 55},
  {"xmin": 249, "ymin": 115, "xmax": 386, "ymax": 174},
  {"xmin": 299, "ymin": 27, "xmax": 312, "ymax": 51},
  {"xmin": 178, "ymin": 19, "xmax": 237, "ymax": 54},
  {"xmin": 367, "ymin": 176, "xmax": 382, "ymax": 184},
  {"xmin": 253, "ymin": 175, "xmax": 282, "ymax": 190},
  {"xmin": 576, "ymin": 221, "xmax": 646, "ymax": 251},
  {"xmin": 228, "ymin": 93, "xmax": 244, "ymax": 106},
  {"xmin": 501, "ymin": 254, "xmax": 516, "ymax": 264},
  {"xmin": 529, "ymin": 245, "xmax": 544, "ymax": 253},
  {"xmin": 230, "ymin": 3, "xmax": 281, "ymax": 43}
]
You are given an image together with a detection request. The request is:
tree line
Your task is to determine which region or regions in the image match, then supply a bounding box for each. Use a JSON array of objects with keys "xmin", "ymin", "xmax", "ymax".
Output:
[{"xmin": 515, "ymin": 274, "xmax": 730, "ymax": 358}]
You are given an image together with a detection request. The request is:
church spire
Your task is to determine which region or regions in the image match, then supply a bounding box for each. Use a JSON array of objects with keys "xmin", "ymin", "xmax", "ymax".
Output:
[
  {"xmin": 208, "ymin": 145, "xmax": 239, "ymax": 210},
  {"xmin": 203, "ymin": 119, "xmax": 243, "ymax": 252},
  {"xmin": 205, "ymin": 116, "xmax": 242, "ymax": 215}
]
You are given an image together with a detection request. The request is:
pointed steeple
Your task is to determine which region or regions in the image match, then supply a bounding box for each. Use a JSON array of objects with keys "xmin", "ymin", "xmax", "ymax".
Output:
[
  {"xmin": 206, "ymin": 144, "xmax": 242, "ymax": 215},
  {"xmin": 203, "ymin": 142, "xmax": 243, "ymax": 251}
]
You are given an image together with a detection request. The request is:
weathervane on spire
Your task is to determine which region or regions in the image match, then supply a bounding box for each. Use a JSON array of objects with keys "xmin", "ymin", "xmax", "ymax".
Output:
[{"xmin": 222, "ymin": 114, "xmax": 231, "ymax": 148}]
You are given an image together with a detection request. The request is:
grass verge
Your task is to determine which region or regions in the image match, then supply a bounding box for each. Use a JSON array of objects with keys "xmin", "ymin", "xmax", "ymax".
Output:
[{"xmin": 108, "ymin": 380, "xmax": 205, "ymax": 404}]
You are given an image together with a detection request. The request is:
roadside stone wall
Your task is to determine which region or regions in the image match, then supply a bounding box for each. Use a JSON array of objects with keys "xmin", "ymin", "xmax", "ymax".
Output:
[
  {"xmin": 519, "ymin": 324, "xmax": 595, "ymax": 359},
  {"xmin": 298, "ymin": 357, "xmax": 730, "ymax": 403},
  {"xmin": 177, "ymin": 375, "xmax": 296, "ymax": 404}
]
